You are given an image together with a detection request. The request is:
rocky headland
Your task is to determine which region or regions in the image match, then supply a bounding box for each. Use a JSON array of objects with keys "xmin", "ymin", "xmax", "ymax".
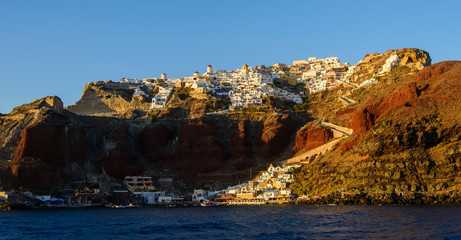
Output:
[{"xmin": 1, "ymin": 48, "xmax": 460, "ymax": 204}]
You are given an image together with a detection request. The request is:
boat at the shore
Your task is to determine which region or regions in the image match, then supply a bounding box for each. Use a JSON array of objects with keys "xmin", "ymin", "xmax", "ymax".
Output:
[{"xmin": 200, "ymin": 201, "xmax": 217, "ymax": 207}]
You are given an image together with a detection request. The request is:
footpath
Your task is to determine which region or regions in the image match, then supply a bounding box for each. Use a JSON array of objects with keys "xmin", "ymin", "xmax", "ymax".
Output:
[{"xmin": 283, "ymin": 85, "xmax": 357, "ymax": 165}]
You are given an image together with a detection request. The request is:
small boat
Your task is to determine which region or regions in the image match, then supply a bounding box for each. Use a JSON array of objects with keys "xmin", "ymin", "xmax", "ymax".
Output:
[
  {"xmin": 113, "ymin": 205, "xmax": 126, "ymax": 209},
  {"xmin": 200, "ymin": 201, "xmax": 217, "ymax": 207}
]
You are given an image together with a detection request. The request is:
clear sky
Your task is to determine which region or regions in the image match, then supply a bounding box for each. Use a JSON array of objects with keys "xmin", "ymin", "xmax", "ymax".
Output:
[{"xmin": 1, "ymin": 0, "xmax": 460, "ymax": 114}]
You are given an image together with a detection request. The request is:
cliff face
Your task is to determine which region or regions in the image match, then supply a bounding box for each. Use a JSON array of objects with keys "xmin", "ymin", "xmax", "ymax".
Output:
[
  {"xmin": 66, "ymin": 82, "xmax": 230, "ymax": 119},
  {"xmin": 293, "ymin": 61, "xmax": 461, "ymax": 201},
  {"xmin": 101, "ymin": 125, "xmax": 143, "ymax": 178},
  {"xmin": 260, "ymin": 114, "xmax": 296, "ymax": 158},
  {"xmin": 292, "ymin": 123, "xmax": 334, "ymax": 153},
  {"xmin": 66, "ymin": 82, "xmax": 153, "ymax": 115},
  {"xmin": 1, "ymin": 98, "xmax": 301, "ymax": 190},
  {"xmin": 230, "ymin": 121, "xmax": 255, "ymax": 170},
  {"xmin": 140, "ymin": 119, "xmax": 227, "ymax": 174}
]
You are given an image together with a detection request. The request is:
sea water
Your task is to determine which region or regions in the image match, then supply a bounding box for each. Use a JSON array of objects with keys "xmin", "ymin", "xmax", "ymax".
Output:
[{"xmin": 1, "ymin": 205, "xmax": 460, "ymax": 239}]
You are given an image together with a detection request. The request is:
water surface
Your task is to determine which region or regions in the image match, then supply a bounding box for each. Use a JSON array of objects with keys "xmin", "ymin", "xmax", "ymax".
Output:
[{"xmin": 1, "ymin": 205, "xmax": 460, "ymax": 239}]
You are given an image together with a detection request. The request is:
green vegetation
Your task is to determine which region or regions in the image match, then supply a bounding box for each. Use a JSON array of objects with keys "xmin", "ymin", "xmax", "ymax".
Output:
[
  {"xmin": 273, "ymin": 76, "xmax": 306, "ymax": 94},
  {"xmin": 175, "ymin": 87, "xmax": 192, "ymax": 100},
  {"xmin": 204, "ymin": 96, "xmax": 231, "ymax": 112},
  {"xmin": 152, "ymin": 86, "xmax": 159, "ymax": 96},
  {"xmin": 293, "ymin": 96, "xmax": 309, "ymax": 111},
  {"xmin": 237, "ymin": 106, "xmax": 268, "ymax": 114},
  {"xmin": 263, "ymin": 96, "xmax": 295, "ymax": 110},
  {"xmin": 280, "ymin": 75, "xmax": 298, "ymax": 85}
]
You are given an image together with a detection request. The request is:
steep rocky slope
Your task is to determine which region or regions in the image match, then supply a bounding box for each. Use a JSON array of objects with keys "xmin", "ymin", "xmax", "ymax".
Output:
[
  {"xmin": 292, "ymin": 61, "xmax": 461, "ymax": 204},
  {"xmin": 349, "ymin": 48, "xmax": 431, "ymax": 84},
  {"xmin": 66, "ymin": 82, "xmax": 230, "ymax": 119},
  {"xmin": 66, "ymin": 82, "xmax": 153, "ymax": 115},
  {"xmin": 1, "ymin": 98, "xmax": 302, "ymax": 191}
]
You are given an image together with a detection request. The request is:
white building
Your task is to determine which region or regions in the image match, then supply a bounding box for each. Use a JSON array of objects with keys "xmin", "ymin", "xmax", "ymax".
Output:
[
  {"xmin": 192, "ymin": 189, "xmax": 207, "ymax": 202},
  {"xmin": 306, "ymin": 78, "xmax": 327, "ymax": 93},
  {"xmin": 359, "ymin": 78, "xmax": 376, "ymax": 87},
  {"xmin": 121, "ymin": 78, "xmax": 140, "ymax": 84},
  {"xmin": 324, "ymin": 57, "xmax": 340, "ymax": 64},
  {"xmin": 139, "ymin": 192, "xmax": 156, "ymax": 204},
  {"xmin": 132, "ymin": 88, "xmax": 148, "ymax": 97},
  {"xmin": 293, "ymin": 57, "xmax": 318, "ymax": 65},
  {"xmin": 158, "ymin": 196, "xmax": 172, "ymax": 203},
  {"xmin": 151, "ymin": 86, "xmax": 173, "ymax": 109},
  {"xmin": 302, "ymin": 70, "xmax": 319, "ymax": 79},
  {"xmin": 381, "ymin": 54, "xmax": 399, "ymax": 73}
]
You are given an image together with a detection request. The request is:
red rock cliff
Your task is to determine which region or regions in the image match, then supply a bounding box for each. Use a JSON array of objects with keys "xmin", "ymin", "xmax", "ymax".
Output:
[
  {"xmin": 260, "ymin": 114, "xmax": 295, "ymax": 159},
  {"xmin": 293, "ymin": 124, "xmax": 334, "ymax": 153},
  {"xmin": 102, "ymin": 125, "xmax": 143, "ymax": 178}
]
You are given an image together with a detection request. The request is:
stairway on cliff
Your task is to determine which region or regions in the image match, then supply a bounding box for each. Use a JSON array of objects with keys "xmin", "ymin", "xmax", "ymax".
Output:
[{"xmin": 283, "ymin": 118, "xmax": 353, "ymax": 166}]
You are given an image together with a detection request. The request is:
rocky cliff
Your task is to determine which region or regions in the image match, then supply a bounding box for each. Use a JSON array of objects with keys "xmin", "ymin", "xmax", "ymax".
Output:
[
  {"xmin": 66, "ymin": 82, "xmax": 153, "ymax": 115},
  {"xmin": 1, "ymin": 97, "xmax": 302, "ymax": 190},
  {"xmin": 292, "ymin": 60, "xmax": 461, "ymax": 204},
  {"xmin": 1, "ymin": 48, "xmax": 460, "ymax": 204},
  {"xmin": 349, "ymin": 48, "xmax": 431, "ymax": 84}
]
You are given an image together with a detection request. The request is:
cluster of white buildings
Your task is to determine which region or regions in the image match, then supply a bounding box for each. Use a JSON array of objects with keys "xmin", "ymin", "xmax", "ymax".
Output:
[
  {"xmin": 304, "ymin": 78, "xmax": 328, "ymax": 94},
  {"xmin": 118, "ymin": 64, "xmax": 305, "ymax": 109},
  {"xmin": 295, "ymin": 57, "xmax": 348, "ymax": 79},
  {"xmin": 97, "ymin": 52, "xmax": 412, "ymax": 111},
  {"xmin": 110, "ymin": 56, "xmax": 373, "ymax": 110},
  {"xmin": 203, "ymin": 65, "xmax": 304, "ymax": 108},
  {"xmin": 122, "ymin": 176, "xmax": 183, "ymax": 205},
  {"xmin": 216, "ymin": 164, "xmax": 301, "ymax": 203},
  {"xmin": 293, "ymin": 57, "xmax": 353, "ymax": 94}
]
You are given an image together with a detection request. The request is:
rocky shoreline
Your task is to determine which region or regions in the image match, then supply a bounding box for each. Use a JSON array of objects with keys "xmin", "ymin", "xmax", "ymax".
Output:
[{"xmin": 296, "ymin": 191, "xmax": 461, "ymax": 205}]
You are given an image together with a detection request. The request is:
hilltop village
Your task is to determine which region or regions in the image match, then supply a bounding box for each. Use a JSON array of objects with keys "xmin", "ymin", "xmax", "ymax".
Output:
[{"xmin": 92, "ymin": 55, "xmax": 388, "ymax": 111}]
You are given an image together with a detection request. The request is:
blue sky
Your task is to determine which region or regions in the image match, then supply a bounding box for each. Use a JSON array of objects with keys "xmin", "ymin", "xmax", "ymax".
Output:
[{"xmin": 1, "ymin": 0, "xmax": 460, "ymax": 114}]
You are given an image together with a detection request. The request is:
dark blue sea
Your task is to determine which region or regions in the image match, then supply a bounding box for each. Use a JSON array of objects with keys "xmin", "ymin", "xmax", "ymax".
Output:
[{"xmin": 1, "ymin": 205, "xmax": 460, "ymax": 239}]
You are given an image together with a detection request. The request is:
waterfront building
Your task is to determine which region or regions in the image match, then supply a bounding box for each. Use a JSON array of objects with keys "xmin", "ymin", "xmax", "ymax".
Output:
[
  {"xmin": 158, "ymin": 196, "xmax": 172, "ymax": 203},
  {"xmin": 138, "ymin": 192, "xmax": 156, "ymax": 204},
  {"xmin": 0, "ymin": 191, "xmax": 43, "ymax": 206},
  {"xmin": 192, "ymin": 189, "xmax": 207, "ymax": 202},
  {"xmin": 124, "ymin": 176, "xmax": 155, "ymax": 193},
  {"xmin": 109, "ymin": 190, "xmax": 144, "ymax": 205},
  {"xmin": 74, "ymin": 188, "xmax": 108, "ymax": 206},
  {"xmin": 236, "ymin": 192, "xmax": 254, "ymax": 199}
]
